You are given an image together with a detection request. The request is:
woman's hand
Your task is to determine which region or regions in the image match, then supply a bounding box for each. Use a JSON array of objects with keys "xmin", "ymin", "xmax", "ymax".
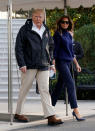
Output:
[
  {"xmin": 76, "ymin": 63, "xmax": 81, "ymax": 72},
  {"xmin": 73, "ymin": 57, "xmax": 81, "ymax": 72}
]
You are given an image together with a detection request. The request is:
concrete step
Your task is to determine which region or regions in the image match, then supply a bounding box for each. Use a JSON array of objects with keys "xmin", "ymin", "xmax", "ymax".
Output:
[
  {"xmin": 0, "ymin": 19, "xmax": 26, "ymax": 25},
  {"xmin": 0, "ymin": 42, "xmax": 8, "ymax": 47},
  {"xmin": 0, "ymin": 81, "xmax": 36, "ymax": 88},
  {"xmin": 0, "ymin": 58, "xmax": 16, "ymax": 63},
  {"xmin": 0, "ymin": 69, "xmax": 20, "ymax": 76},
  {"xmin": 0, "ymin": 26, "xmax": 24, "ymax": 30},
  {"xmin": 0, "ymin": 76, "xmax": 21, "ymax": 83},
  {"xmin": 0, "ymin": 34, "xmax": 17, "ymax": 39},
  {"xmin": 0, "ymin": 96, "xmax": 41, "ymax": 102},
  {"xmin": 0, "ymin": 48, "xmax": 8, "ymax": 52},
  {"xmin": 0, "ymin": 88, "xmax": 39, "ymax": 97},
  {"xmin": 0, "ymin": 48, "xmax": 14, "ymax": 53},
  {"xmin": 0, "ymin": 39, "xmax": 9, "ymax": 42},
  {"xmin": 0, "ymin": 19, "xmax": 40, "ymax": 101},
  {"xmin": 0, "ymin": 52, "xmax": 15, "ymax": 57},
  {"xmin": 0, "ymin": 55, "xmax": 15, "ymax": 59},
  {"xmin": 0, "ymin": 30, "xmax": 19, "ymax": 33},
  {"xmin": 0, "ymin": 31, "xmax": 19, "ymax": 38},
  {"xmin": 0, "ymin": 64, "xmax": 18, "ymax": 69}
]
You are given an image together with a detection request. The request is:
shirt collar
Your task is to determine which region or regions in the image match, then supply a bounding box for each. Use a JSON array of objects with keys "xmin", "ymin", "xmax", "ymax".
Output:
[
  {"xmin": 32, "ymin": 22, "xmax": 44, "ymax": 30},
  {"xmin": 32, "ymin": 22, "xmax": 45, "ymax": 39}
]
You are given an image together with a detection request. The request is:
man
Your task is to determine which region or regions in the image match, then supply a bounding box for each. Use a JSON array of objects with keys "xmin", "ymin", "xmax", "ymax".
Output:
[
  {"xmin": 69, "ymin": 31, "xmax": 84, "ymax": 85},
  {"xmin": 72, "ymin": 40, "xmax": 84, "ymax": 84},
  {"xmin": 14, "ymin": 9, "xmax": 63, "ymax": 126}
]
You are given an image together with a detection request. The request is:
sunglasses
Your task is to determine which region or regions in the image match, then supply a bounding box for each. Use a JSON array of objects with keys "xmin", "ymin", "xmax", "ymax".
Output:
[{"xmin": 61, "ymin": 21, "xmax": 69, "ymax": 24}]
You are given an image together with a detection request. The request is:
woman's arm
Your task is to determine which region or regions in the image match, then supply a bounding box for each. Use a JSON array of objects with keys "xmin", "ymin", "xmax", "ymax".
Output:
[{"xmin": 73, "ymin": 57, "xmax": 81, "ymax": 72}]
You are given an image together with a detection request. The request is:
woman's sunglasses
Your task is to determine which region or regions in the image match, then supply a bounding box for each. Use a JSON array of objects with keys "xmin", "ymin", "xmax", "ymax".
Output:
[{"xmin": 61, "ymin": 21, "xmax": 69, "ymax": 24}]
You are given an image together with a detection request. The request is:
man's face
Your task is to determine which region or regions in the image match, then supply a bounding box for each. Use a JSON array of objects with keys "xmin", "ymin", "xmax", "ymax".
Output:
[{"xmin": 32, "ymin": 12, "xmax": 44, "ymax": 27}]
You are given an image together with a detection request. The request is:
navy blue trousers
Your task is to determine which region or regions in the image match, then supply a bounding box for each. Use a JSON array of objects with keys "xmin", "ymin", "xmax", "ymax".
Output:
[{"xmin": 51, "ymin": 60, "xmax": 78, "ymax": 109}]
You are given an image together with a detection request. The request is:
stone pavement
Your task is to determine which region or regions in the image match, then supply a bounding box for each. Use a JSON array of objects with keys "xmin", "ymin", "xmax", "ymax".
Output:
[
  {"xmin": 0, "ymin": 100, "xmax": 95, "ymax": 131},
  {"xmin": 14, "ymin": 116, "xmax": 95, "ymax": 131}
]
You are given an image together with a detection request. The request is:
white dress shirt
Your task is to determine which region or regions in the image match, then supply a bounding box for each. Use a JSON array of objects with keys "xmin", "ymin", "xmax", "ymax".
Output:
[{"xmin": 32, "ymin": 22, "xmax": 45, "ymax": 39}]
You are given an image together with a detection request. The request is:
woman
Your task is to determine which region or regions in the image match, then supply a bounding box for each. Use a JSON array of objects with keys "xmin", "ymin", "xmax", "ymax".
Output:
[{"xmin": 51, "ymin": 15, "xmax": 85, "ymax": 121}]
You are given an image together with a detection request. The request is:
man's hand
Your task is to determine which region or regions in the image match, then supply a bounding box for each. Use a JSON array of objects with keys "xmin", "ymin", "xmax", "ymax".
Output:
[{"xmin": 20, "ymin": 66, "xmax": 27, "ymax": 73}]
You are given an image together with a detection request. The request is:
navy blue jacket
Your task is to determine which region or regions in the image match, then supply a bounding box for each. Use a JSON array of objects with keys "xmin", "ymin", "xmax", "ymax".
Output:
[
  {"xmin": 15, "ymin": 19, "xmax": 54, "ymax": 70},
  {"xmin": 53, "ymin": 30, "xmax": 74, "ymax": 62},
  {"xmin": 73, "ymin": 41, "xmax": 84, "ymax": 60}
]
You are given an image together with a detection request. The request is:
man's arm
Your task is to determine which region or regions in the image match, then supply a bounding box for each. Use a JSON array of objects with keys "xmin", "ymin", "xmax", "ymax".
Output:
[
  {"xmin": 48, "ymin": 31, "xmax": 54, "ymax": 64},
  {"xmin": 74, "ymin": 41, "xmax": 84, "ymax": 60},
  {"xmin": 15, "ymin": 26, "xmax": 26, "ymax": 69},
  {"xmin": 73, "ymin": 57, "xmax": 81, "ymax": 72},
  {"xmin": 48, "ymin": 31, "xmax": 56, "ymax": 72}
]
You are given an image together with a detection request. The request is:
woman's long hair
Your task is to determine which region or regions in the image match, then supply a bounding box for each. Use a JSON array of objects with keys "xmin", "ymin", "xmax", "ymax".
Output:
[{"xmin": 57, "ymin": 15, "xmax": 73, "ymax": 34}]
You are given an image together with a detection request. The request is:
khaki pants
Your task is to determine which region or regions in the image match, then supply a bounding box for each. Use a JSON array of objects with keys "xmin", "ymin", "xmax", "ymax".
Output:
[{"xmin": 16, "ymin": 69, "xmax": 55, "ymax": 118}]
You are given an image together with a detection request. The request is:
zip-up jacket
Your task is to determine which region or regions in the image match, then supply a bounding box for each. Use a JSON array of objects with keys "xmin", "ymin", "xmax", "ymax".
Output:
[{"xmin": 15, "ymin": 19, "xmax": 54, "ymax": 70}]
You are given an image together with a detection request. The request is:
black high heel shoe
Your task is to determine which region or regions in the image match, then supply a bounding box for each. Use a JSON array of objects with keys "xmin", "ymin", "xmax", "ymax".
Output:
[{"xmin": 72, "ymin": 111, "xmax": 85, "ymax": 121}]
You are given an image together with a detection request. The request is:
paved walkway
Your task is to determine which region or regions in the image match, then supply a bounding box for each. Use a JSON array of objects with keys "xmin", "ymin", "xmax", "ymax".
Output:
[{"xmin": 0, "ymin": 100, "xmax": 95, "ymax": 131}]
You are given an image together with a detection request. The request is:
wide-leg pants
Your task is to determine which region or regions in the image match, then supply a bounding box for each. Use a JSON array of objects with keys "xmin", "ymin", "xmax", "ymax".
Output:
[
  {"xmin": 51, "ymin": 60, "xmax": 78, "ymax": 109},
  {"xmin": 16, "ymin": 69, "xmax": 55, "ymax": 118}
]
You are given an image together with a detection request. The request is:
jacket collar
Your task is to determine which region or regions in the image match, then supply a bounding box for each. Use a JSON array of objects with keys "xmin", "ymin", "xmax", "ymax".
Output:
[{"xmin": 25, "ymin": 19, "xmax": 49, "ymax": 32}]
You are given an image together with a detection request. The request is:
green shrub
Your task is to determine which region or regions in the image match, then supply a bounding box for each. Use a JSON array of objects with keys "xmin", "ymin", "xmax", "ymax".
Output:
[{"xmin": 74, "ymin": 24, "xmax": 95, "ymax": 70}]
